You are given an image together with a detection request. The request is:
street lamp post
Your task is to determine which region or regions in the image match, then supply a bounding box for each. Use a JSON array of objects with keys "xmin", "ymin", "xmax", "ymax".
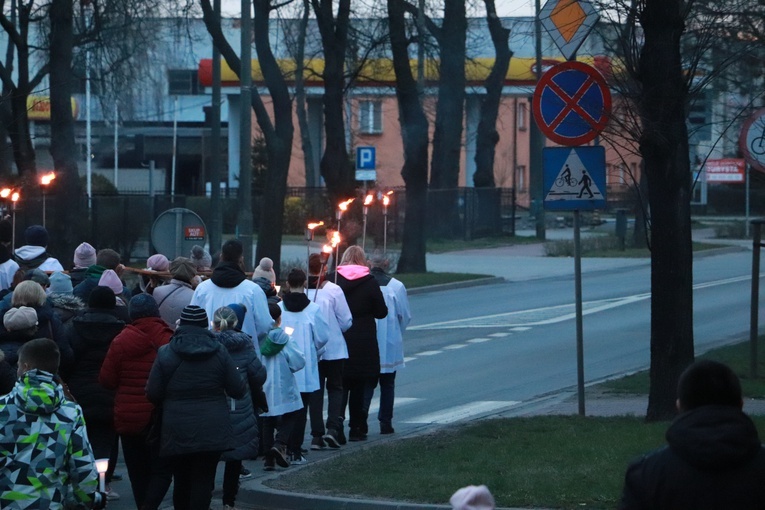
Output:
[{"xmin": 40, "ymin": 171, "xmax": 56, "ymax": 228}]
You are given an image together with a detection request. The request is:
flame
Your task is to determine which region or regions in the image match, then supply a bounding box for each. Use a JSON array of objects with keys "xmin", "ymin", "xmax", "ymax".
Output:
[
  {"xmin": 307, "ymin": 221, "xmax": 324, "ymax": 230},
  {"xmin": 364, "ymin": 194, "xmax": 374, "ymax": 206},
  {"xmin": 322, "ymin": 244, "xmax": 333, "ymax": 254},
  {"xmin": 40, "ymin": 171, "xmax": 56, "ymax": 186},
  {"xmin": 382, "ymin": 195, "xmax": 391, "ymax": 207},
  {"xmin": 0, "ymin": 188, "xmax": 10, "ymax": 198},
  {"xmin": 338, "ymin": 198, "xmax": 354, "ymax": 212},
  {"xmin": 330, "ymin": 231, "xmax": 341, "ymax": 248},
  {"xmin": 11, "ymin": 192, "xmax": 19, "ymax": 202}
]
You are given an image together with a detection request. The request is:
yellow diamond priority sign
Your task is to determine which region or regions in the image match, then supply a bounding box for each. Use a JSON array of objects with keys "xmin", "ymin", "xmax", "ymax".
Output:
[{"xmin": 539, "ymin": 0, "xmax": 599, "ymax": 61}]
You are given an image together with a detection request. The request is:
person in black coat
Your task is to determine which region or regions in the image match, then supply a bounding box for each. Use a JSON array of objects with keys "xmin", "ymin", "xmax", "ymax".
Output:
[
  {"xmin": 146, "ymin": 305, "xmax": 246, "ymax": 510},
  {"xmin": 332, "ymin": 246, "xmax": 387, "ymax": 443},
  {"xmin": 619, "ymin": 359, "xmax": 765, "ymax": 509},
  {"xmin": 59, "ymin": 285, "xmax": 126, "ymax": 495}
]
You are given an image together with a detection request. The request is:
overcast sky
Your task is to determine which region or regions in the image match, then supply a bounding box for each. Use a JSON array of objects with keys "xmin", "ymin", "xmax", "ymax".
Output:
[{"xmin": 218, "ymin": 0, "xmax": 537, "ymax": 18}]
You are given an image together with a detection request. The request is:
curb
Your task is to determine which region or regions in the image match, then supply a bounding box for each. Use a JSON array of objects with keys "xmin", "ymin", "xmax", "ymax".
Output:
[{"xmin": 407, "ymin": 276, "xmax": 506, "ymax": 295}]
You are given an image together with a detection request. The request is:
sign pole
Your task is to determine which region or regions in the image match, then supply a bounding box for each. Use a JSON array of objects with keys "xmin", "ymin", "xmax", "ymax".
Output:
[
  {"xmin": 746, "ymin": 163, "xmax": 751, "ymax": 238},
  {"xmin": 574, "ymin": 209, "xmax": 585, "ymax": 416}
]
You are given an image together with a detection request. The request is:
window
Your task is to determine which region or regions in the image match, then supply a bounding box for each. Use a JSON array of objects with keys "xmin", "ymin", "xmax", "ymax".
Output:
[
  {"xmin": 517, "ymin": 102, "xmax": 527, "ymax": 131},
  {"xmin": 359, "ymin": 100, "xmax": 382, "ymax": 134},
  {"xmin": 168, "ymin": 69, "xmax": 201, "ymax": 95}
]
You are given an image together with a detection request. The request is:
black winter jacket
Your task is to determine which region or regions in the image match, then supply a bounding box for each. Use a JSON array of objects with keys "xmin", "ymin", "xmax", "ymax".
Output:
[
  {"xmin": 145, "ymin": 324, "xmax": 246, "ymax": 458},
  {"xmin": 620, "ymin": 405, "xmax": 765, "ymax": 509},
  {"xmin": 217, "ymin": 329, "xmax": 267, "ymax": 461},
  {"xmin": 59, "ymin": 310, "xmax": 125, "ymax": 425},
  {"xmin": 334, "ymin": 266, "xmax": 387, "ymax": 378}
]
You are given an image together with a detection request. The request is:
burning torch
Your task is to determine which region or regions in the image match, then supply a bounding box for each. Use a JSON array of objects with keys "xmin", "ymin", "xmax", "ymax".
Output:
[{"xmin": 362, "ymin": 193, "xmax": 374, "ymax": 251}]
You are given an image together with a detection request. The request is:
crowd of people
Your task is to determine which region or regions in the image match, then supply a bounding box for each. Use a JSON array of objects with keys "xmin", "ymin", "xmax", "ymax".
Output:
[{"xmin": 0, "ymin": 223, "xmax": 413, "ymax": 510}]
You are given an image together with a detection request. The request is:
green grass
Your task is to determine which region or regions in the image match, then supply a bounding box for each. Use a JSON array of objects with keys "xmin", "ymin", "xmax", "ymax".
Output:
[
  {"xmin": 269, "ymin": 415, "xmax": 765, "ymax": 508},
  {"xmin": 603, "ymin": 336, "xmax": 765, "ymax": 397},
  {"xmin": 394, "ymin": 272, "xmax": 493, "ymax": 288},
  {"xmin": 545, "ymin": 236, "xmax": 723, "ymax": 258}
]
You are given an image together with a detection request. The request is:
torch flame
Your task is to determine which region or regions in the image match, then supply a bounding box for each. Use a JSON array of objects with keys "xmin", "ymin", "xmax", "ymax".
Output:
[
  {"xmin": 11, "ymin": 192, "xmax": 19, "ymax": 202},
  {"xmin": 322, "ymin": 244, "xmax": 333, "ymax": 254},
  {"xmin": 382, "ymin": 195, "xmax": 391, "ymax": 207},
  {"xmin": 364, "ymin": 194, "xmax": 374, "ymax": 206},
  {"xmin": 307, "ymin": 221, "xmax": 324, "ymax": 230},
  {"xmin": 40, "ymin": 172, "xmax": 56, "ymax": 186},
  {"xmin": 330, "ymin": 231, "xmax": 341, "ymax": 248},
  {"xmin": 0, "ymin": 188, "xmax": 10, "ymax": 198},
  {"xmin": 338, "ymin": 198, "xmax": 354, "ymax": 212}
]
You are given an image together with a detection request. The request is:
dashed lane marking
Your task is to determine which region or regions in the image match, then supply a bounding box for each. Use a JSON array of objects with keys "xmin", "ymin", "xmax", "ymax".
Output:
[
  {"xmin": 404, "ymin": 401, "xmax": 521, "ymax": 424},
  {"xmin": 488, "ymin": 332, "xmax": 510, "ymax": 337},
  {"xmin": 444, "ymin": 344, "xmax": 468, "ymax": 350},
  {"xmin": 467, "ymin": 338, "xmax": 492, "ymax": 344},
  {"xmin": 417, "ymin": 350, "xmax": 442, "ymax": 356},
  {"xmin": 510, "ymin": 326, "xmax": 532, "ymax": 332},
  {"xmin": 403, "ymin": 357, "xmax": 417, "ymax": 363}
]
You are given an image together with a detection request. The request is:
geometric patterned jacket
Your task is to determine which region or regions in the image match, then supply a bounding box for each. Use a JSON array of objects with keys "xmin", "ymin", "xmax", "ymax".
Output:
[{"xmin": 0, "ymin": 369, "xmax": 98, "ymax": 509}]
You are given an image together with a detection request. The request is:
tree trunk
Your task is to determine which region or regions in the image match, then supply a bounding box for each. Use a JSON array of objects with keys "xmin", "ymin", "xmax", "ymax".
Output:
[
  {"xmin": 295, "ymin": 0, "xmax": 317, "ymax": 186},
  {"xmin": 312, "ymin": 0, "xmax": 354, "ymax": 203},
  {"xmin": 473, "ymin": 0, "xmax": 511, "ymax": 188},
  {"xmin": 388, "ymin": 0, "xmax": 428, "ymax": 273},
  {"xmin": 638, "ymin": 0, "xmax": 695, "ymax": 421},
  {"xmin": 48, "ymin": 0, "xmax": 82, "ymax": 259},
  {"xmin": 9, "ymin": 90, "xmax": 35, "ymax": 176},
  {"xmin": 252, "ymin": 0, "xmax": 294, "ymax": 274},
  {"xmin": 428, "ymin": 0, "xmax": 466, "ymax": 238}
]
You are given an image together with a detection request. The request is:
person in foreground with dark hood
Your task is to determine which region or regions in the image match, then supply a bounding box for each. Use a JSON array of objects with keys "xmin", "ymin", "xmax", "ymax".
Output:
[
  {"xmin": 619, "ymin": 359, "xmax": 765, "ymax": 509},
  {"xmin": 190, "ymin": 239, "xmax": 272, "ymax": 341}
]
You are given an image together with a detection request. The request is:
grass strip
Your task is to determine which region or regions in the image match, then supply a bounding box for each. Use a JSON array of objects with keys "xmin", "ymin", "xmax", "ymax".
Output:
[
  {"xmin": 394, "ymin": 272, "xmax": 493, "ymax": 289},
  {"xmin": 602, "ymin": 336, "xmax": 765, "ymax": 397}
]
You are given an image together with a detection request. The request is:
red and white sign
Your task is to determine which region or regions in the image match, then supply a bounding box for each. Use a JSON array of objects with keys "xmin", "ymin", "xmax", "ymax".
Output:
[
  {"xmin": 184, "ymin": 226, "xmax": 205, "ymax": 240},
  {"xmin": 705, "ymin": 159, "xmax": 745, "ymax": 183}
]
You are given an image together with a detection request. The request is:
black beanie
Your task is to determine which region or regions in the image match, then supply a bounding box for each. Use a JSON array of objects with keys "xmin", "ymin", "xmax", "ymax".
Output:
[
  {"xmin": 89, "ymin": 286, "xmax": 116, "ymax": 310},
  {"xmin": 24, "ymin": 225, "xmax": 49, "ymax": 247},
  {"xmin": 179, "ymin": 305, "xmax": 208, "ymax": 328},
  {"xmin": 129, "ymin": 293, "xmax": 160, "ymax": 320}
]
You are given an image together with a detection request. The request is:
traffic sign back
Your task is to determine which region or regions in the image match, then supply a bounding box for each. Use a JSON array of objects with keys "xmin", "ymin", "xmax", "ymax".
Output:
[{"xmin": 533, "ymin": 61, "xmax": 611, "ymax": 146}]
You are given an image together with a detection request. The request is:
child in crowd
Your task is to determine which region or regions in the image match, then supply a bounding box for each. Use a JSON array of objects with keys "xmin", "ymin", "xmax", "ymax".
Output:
[
  {"xmin": 0, "ymin": 338, "xmax": 103, "ymax": 508},
  {"xmin": 258, "ymin": 303, "xmax": 305, "ymax": 471},
  {"xmin": 279, "ymin": 269, "xmax": 329, "ymax": 464}
]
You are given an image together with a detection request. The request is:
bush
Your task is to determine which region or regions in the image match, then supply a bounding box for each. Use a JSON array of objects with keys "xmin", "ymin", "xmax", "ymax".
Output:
[
  {"xmin": 545, "ymin": 235, "xmax": 622, "ymax": 257},
  {"xmin": 714, "ymin": 221, "xmax": 748, "ymax": 239},
  {"xmin": 283, "ymin": 197, "xmax": 307, "ymax": 235}
]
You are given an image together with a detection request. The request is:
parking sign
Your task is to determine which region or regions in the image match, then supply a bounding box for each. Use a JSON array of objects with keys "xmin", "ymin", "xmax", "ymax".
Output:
[{"xmin": 355, "ymin": 146, "xmax": 376, "ymax": 181}]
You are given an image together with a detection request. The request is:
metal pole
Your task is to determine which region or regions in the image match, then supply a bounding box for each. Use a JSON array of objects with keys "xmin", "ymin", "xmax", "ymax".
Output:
[
  {"xmin": 209, "ymin": 0, "xmax": 223, "ymax": 255},
  {"xmin": 149, "ymin": 160, "xmax": 155, "ymax": 223},
  {"xmin": 86, "ymin": 50, "xmax": 92, "ymax": 213},
  {"xmin": 113, "ymin": 101, "xmax": 119, "ymax": 188},
  {"xmin": 746, "ymin": 164, "xmax": 751, "ymax": 238},
  {"xmin": 751, "ymin": 220, "xmax": 763, "ymax": 378},
  {"xmin": 362, "ymin": 207, "xmax": 368, "ymax": 250},
  {"xmin": 383, "ymin": 209, "xmax": 388, "ymax": 254},
  {"xmin": 530, "ymin": 0, "xmax": 546, "ymax": 240},
  {"xmin": 239, "ymin": 0, "xmax": 254, "ymax": 269},
  {"xmin": 171, "ymin": 95, "xmax": 179, "ymax": 203},
  {"xmin": 574, "ymin": 209, "xmax": 585, "ymax": 416},
  {"xmin": 42, "ymin": 192, "xmax": 46, "ymax": 228}
]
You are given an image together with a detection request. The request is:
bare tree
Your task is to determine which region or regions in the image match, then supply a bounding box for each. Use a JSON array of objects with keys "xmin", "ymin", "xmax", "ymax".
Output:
[
  {"xmin": 389, "ymin": 0, "xmax": 429, "ymax": 273},
  {"xmin": 200, "ymin": 0, "xmax": 294, "ymax": 273}
]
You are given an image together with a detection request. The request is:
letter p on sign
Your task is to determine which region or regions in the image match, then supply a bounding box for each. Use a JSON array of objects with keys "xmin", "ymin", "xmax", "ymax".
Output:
[{"xmin": 356, "ymin": 147, "xmax": 376, "ymax": 170}]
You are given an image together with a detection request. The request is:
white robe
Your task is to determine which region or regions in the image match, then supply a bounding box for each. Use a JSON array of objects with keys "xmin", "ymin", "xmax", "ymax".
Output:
[
  {"xmin": 306, "ymin": 281, "xmax": 352, "ymax": 361},
  {"xmin": 279, "ymin": 298, "xmax": 330, "ymax": 393},
  {"xmin": 376, "ymin": 277, "xmax": 411, "ymax": 373}
]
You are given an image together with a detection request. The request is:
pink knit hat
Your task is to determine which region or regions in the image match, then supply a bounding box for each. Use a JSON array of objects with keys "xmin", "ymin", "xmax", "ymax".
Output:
[
  {"xmin": 146, "ymin": 254, "xmax": 170, "ymax": 272},
  {"xmin": 98, "ymin": 269, "xmax": 123, "ymax": 296},
  {"xmin": 73, "ymin": 242, "xmax": 97, "ymax": 268},
  {"xmin": 449, "ymin": 485, "xmax": 495, "ymax": 510}
]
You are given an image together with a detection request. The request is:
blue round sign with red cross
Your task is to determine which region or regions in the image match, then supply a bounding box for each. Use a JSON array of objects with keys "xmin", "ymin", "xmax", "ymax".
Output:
[{"xmin": 532, "ymin": 61, "xmax": 611, "ymax": 146}]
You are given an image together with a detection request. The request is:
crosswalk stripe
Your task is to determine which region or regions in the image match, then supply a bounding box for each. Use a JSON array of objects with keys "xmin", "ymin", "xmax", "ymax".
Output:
[
  {"xmin": 489, "ymin": 332, "xmax": 510, "ymax": 337},
  {"xmin": 417, "ymin": 350, "xmax": 442, "ymax": 356},
  {"xmin": 404, "ymin": 401, "xmax": 521, "ymax": 424},
  {"xmin": 367, "ymin": 397, "xmax": 421, "ymax": 414},
  {"xmin": 467, "ymin": 338, "xmax": 491, "ymax": 344},
  {"xmin": 444, "ymin": 344, "xmax": 468, "ymax": 350},
  {"xmin": 510, "ymin": 326, "xmax": 532, "ymax": 332}
]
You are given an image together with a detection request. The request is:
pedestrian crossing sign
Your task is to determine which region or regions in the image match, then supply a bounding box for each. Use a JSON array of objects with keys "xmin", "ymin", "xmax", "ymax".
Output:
[{"xmin": 543, "ymin": 146, "xmax": 606, "ymax": 210}]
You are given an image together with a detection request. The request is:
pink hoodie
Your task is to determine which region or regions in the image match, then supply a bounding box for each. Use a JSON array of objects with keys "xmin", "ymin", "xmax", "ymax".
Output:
[{"xmin": 337, "ymin": 264, "xmax": 369, "ymax": 280}]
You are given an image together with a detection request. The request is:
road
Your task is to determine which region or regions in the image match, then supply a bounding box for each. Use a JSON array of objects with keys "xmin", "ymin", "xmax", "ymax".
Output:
[{"xmin": 379, "ymin": 249, "xmax": 763, "ymax": 433}]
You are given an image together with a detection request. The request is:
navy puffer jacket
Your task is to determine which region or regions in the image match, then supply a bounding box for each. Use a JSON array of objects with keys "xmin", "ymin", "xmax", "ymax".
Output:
[{"xmin": 217, "ymin": 329, "xmax": 267, "ymax": 461}]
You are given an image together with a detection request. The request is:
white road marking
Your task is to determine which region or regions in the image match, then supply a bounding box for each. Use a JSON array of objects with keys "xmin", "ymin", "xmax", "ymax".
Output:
[
  {"xmin": 409, "ymin": 273, "xmax": 764, "ymax": 331},
  {"xmin": 444, "ymin": 344, "xmax": 468, "ymax": 350},
  {"xmin": 404, "ymin": 401, "xmax": 521, "ymax": 424},
  {"xmin": 367, "ymin": 397, "xmax": 421, "ymax": 415},
  {"xmin": 417, "ymin": 350, "xmax": 442, "ymax": 356},
  {"xmin": 467, "ymin": 338, "xmax": 492, "ymax": 344},
  {"xmin": 510, "ymin": 326, "xmax": 532, "ymax": 332},
  {"xmin": 489, "ymin": 332, "xmax": 510, "ymax": 337},
  {"xmin": 403, "ymin": 357, "xmax": 417, "ymax": 363}
]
